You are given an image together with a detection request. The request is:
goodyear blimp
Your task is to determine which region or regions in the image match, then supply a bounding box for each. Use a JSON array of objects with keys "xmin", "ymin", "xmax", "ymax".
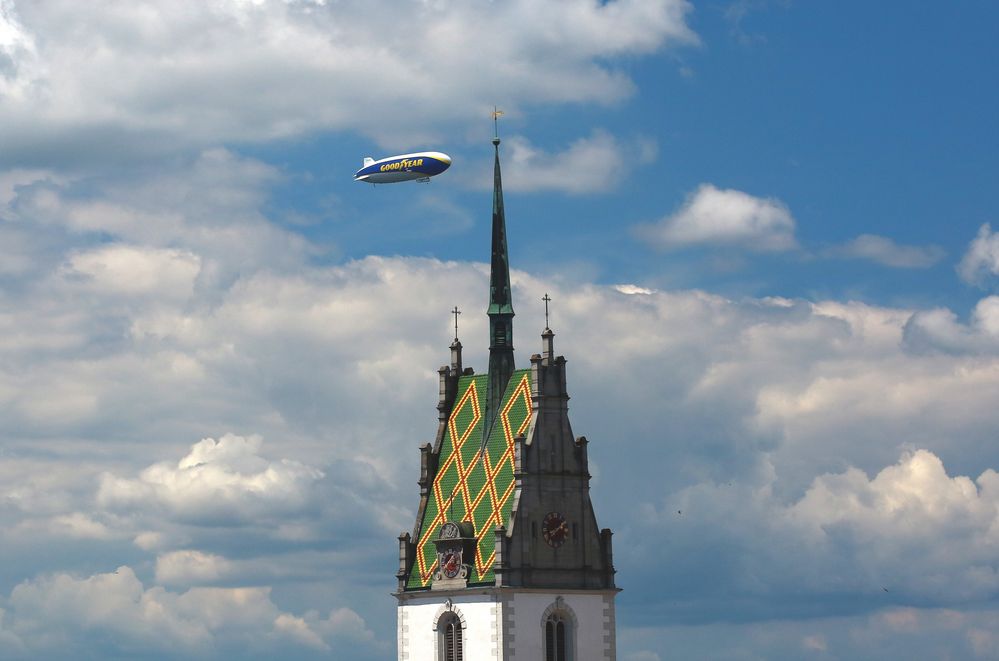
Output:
[{"xmin": 354, "ymin": 151, "xmax": 452, "ymax": 184}]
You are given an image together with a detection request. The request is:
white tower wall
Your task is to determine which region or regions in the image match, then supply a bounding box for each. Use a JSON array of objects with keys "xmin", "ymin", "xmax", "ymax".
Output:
[
  {"xmin": 399, "ymin": 593, "xmax": 502, "ymax": 661},
  {"xmin": 398, "ymin": 589, "xmax": 616, "ymax": 661},
  {"xmin": 506, "ymin": 591, "xmax": 615, "ymax": 661}
]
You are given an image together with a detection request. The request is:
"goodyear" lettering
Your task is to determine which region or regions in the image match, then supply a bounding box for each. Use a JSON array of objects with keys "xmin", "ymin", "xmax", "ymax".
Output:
[{"xmin": 380, "ymin": 158, "xmax": 425, "ymax": 172}]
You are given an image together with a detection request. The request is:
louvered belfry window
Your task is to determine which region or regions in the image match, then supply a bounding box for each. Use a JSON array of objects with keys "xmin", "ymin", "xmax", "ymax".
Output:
[
  {"xmin": 494, "ymin": 321, "xmax": 507, "ymax": 346},
  {"xmin": 440, "ymin": 613, "xmax": 463, "ymax": 661}
]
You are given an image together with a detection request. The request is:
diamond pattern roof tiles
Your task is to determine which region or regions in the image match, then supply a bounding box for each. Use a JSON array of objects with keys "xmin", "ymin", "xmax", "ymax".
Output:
[{"xmin": 406, "ymin": 369, "xmax": 532, "ymax": 589}]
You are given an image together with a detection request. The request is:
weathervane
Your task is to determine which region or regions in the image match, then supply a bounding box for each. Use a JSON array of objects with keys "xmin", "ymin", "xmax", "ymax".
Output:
[
  {"xmin": 542, "ymin": 293, "xmax": 552, "ymax": 329},
  {"xmin": 451, "ymin": 305, "xmax": 461, "ymax": 342},
  {"xmin": 492, "ymin": 106, "xmax": 504, "ymax": 141}
]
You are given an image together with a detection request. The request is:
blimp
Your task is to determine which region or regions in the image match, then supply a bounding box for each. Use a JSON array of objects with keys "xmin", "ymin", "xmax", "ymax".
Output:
[{"xmin": 354, "ymin": 151, "xmax": 452, "ymax": 184}]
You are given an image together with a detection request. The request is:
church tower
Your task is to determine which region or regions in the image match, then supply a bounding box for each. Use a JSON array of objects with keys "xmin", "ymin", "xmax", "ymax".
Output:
[{"xmin": 395, "ymin": 136, "xmax": 618, "ymax": 661}]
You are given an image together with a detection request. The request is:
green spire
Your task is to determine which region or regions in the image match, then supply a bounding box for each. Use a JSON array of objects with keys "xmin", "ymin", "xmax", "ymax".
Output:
[
  {"xmin": 483, "ymin": 136, "xmax": 515, "ymax": 444},
  {"xmin": 488, "ymin": 137, "xmax": 514, "ymax": 317}
]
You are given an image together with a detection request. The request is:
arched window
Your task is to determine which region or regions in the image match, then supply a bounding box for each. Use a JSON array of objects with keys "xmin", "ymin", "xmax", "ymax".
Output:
[
  {"xmin": 542, "ymin": 599, "xmax": 576, "ymax": 661},
  {"xmin": 438, "ymin": 611, "xmax": 463, "ymax": 661},
  {"xmin": 545, "ymin": 612, "xmax": 569, "ymax": 661}
]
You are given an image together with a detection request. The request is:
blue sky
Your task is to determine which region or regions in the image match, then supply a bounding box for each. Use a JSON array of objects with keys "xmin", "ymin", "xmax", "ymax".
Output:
[
  {"xmin": 2, "ymin": 1, "xmax": 999, "ymax": 659},
  {"xmin": 248, "ymin": 1, "xmax": 998, "ymax": 308}
]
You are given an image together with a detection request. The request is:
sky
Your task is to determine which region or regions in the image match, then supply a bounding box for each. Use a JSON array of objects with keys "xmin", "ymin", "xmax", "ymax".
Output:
[{"xmin": 1, "ymin": 1, "xmax": 998, "ymax": 659}]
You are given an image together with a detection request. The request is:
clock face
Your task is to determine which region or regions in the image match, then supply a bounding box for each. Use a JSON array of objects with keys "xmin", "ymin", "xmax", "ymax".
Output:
[
  {"xmin": 441, "ymin": 550, "xmax": 461, "ymax": 578},
  {"xmin": 542, "ymin": 512, "xmax": 568, "ymax": 548}
]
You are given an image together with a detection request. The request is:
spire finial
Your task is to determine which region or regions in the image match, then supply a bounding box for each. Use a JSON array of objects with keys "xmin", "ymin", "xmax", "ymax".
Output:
[
  {"xmin": 542, "ymin": 293, "xmax": 552, "ymax": 329},
  {"xmin": 451, "ymin": 305, "xmax": 461, "ymax": 342},
  {"xmin": 492, "ymin": 106, "xmax": 504, "ymax": 145}
]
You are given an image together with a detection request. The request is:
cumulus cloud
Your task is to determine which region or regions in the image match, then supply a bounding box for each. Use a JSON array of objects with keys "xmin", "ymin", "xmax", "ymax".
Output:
[
  {"xmin": 826, "ymin": 233, "xmax": 945, "ymax": 268},
  {"xmin": 958, "ymin": 223, "xmax": 999, "ymax": 286},
  {"xmin": 0, "ymin": 0, "xmax": 696, "ymax": 161},
  {"xmin": 547, "ymin": 287, "xmax": 999, "ymax": 499},
  {"xmin": 482, "ymin": 130, "xmax": 658, "ymax": 194},
  {"xmin": 4, "ymin": 156, "xmax": 999, "ymax": 656},
  {"xmin": 10, "ymin": 512, "xmax": 114, "ymax": 542},
  {"xmin": 155, "ymin": 549, "xmax": 233, "ymax": 586},
  {"xmin": 634, "ymin": 183, "xmax": 797, "ymax": 251},
  {"xmin": 902, "ymin": 295, "xmax": 999, "ymax": 354},
  {"xmin": 0, "ymin": 566, "xmax": 376, "ymax": 659},
  {"xmin": 97, "ymin": 434, "xmax": 324, "ymax": 525},
  {"xmin": 56, "ymin": 427, "xmax": 411, "ymax": 599},
  {"xmin": 6, "ymin": 2, "xmax": 995, "ymax": 658},
  {"xmin": 63, "ymin": 244, "xmax": 201, "ymax": 298},
  {"xmin": 631, "ymin": 448, "xmax": 999, "ymax": 627},
  {"xmin": 2, "ymin": 148, "xmax": 309, "ymax": 290},
  {"xmin": 786, "ymin": 450, "xmax": 999, "ymax": 599}
]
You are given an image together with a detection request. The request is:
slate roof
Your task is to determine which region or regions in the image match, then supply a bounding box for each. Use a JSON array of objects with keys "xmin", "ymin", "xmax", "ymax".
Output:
[{"xmin": 406, "ymin": 369, "xmax": 532, "ymax": 589}]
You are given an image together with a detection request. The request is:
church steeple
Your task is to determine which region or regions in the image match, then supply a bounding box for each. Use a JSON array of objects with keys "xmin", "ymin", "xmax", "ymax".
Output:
[
  {"xmin": 397, "ymin": 127, "xmax": 618, "ymax": 661},
  {"xmin": 484, "ymin": 134, "xmax": 515, "ymax": 442}
]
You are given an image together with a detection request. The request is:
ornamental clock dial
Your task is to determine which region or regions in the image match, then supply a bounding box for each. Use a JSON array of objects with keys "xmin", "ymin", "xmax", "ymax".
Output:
[
  {"xmin": 440, "ymin": 550, "xmax": 461, "ymax": 578},
  {"xmin": 542, "ymin": 511, "xmax": 568, "ymax": 548}
]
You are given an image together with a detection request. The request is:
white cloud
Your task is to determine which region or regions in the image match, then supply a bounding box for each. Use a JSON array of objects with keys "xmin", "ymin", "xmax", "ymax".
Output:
[
  {"xmin": 786, "ymin": 450, "xmax": 999, "ymax": 600},
  {"xmin": 133, "ymin": 531, "xmax": 168, "ymax": 552},
  {"xmin": 5, "ymin": 210, "xmax": 999, "ymax": 541},
  {"xmin": 635, "ymin": 183, "xmax": 797, "ymax": 251},
  {"xmin": 959, "ymin": 223, "xmax": 999, "ymax": 285},
  {"xmin": 634, "ymin": 448, "xmax": 999, "ymax": 618},
  {"xmin": 4, "ymin": 158, "xmax": 999, "ymax": 656},
  {"xmin": 0, "ymin": 0, "xmax": 696, "ymax": 160},
  {"xmin": 0, "ymin": 0, "xmax": 37, "ymax": 97},
  {"xmin": 77, "ymin": 428, "xmax": 409, "ymax": 584},
  {"xmin": 64, "ymin": 244, "xmax": 201, "ymax": 298},
  {"xmin": 155, "ymin": 550, "xmax": 233, "ymax": 586},
  {"xmin": 485, "ymin": 130, "xmax": 657, "ymax": 194},
  {"xmin": 1, "ymin": 4, "xmax": 991, "ymax": 657},
  {"xmin": 2, "ymin": 149, "xmax": 310, "ymax": 289},
  {"xmin": 827, "ymin": 233, "xmax": 945, "ymax": 268},
  {"xmin": 97, "ymin": 434, "xmax": 324, "ymax": 525},
  {"xmin": 48, "ymin": 513, "xmax": 113, "ymax": 539},
  {"xmin": 614, "ymin": 283, "xmax": 657, "ymax": 295},
  {"xmin": 902, "ymin": 296, "xmax": 999, "ymax": 354},
  {"xmin": 0, "ymin": 566, "xmax": 375, "ymax": 658},
  {"xmin": 151, "ymin": 548, "xmax": 363, "ymax": 590}
]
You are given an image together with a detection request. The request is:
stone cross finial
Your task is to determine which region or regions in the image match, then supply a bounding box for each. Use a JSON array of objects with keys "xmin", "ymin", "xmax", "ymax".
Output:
[
  {"xmin": 452, "ymin": 306, "xmax": 461, "ymax": 341},
  {"xmin": 542, "ymin": 293, "xmax": 552, "ymax": 329}
]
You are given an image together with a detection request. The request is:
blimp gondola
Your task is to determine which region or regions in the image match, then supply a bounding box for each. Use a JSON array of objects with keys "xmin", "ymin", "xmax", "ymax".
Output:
[{"xmin": 354, "ymin": 151, "xmax": 452, "ymax": 184}]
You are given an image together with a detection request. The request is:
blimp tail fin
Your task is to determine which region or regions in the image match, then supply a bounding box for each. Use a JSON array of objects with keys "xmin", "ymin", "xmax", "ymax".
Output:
[{"xmin": 363, "ymin": 157, "xmax": 375, "ymax": 167}]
